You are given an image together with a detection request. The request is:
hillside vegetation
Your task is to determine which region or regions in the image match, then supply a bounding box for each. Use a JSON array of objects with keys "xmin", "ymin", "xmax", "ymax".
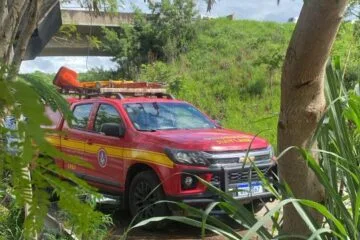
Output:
[
  {"xmin": 139, "ymin": 19, "xmax": 358, "ymax": 147},
  {"xmin": 24, "ymin": 19, "xmax": 358, "ymax": 147},
  {"xmin": 139, "ymin": 19, "xmax": 293, "ymax": 146}
]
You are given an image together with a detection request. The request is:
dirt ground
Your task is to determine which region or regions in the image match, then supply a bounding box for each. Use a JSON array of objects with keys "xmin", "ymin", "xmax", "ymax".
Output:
[{"xmin": 97, "ymin": 201, "xmax": 277, "ymax": 240}]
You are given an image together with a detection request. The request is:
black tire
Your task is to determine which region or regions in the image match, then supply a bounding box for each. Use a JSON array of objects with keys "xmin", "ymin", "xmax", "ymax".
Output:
[
  {"xmin": 245, "ymin": 200, "xmax": 265, "ymax": 214},
  {"xmin": 128, "ymin": 170, "xmax": 170, "ymax": 228}
]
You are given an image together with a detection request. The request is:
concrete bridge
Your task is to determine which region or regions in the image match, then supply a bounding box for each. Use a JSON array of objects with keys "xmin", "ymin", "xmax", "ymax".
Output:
[
  {"xmin": 25, "ymin": 7, "xmax": 134, "ymax": 60},
  {"xmin": 39, "ymin": 9, "xmax": 134, "ymax": 57}
]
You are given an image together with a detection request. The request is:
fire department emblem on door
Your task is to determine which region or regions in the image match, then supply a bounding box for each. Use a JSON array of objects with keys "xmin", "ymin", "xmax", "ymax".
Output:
[{"xmin": 98, "ymin": 149, "xmax": 107, "ymax": 168}]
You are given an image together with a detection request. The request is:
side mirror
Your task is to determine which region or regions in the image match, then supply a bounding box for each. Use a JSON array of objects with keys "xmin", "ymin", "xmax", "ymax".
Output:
[{"xmin": 100, "ymin": 123, "xmax": 125, "ymax": 137}]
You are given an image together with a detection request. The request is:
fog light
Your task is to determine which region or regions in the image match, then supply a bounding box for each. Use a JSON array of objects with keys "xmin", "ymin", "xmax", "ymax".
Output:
[
  {"xmin": 184, "ymin": 176, "xmax": 193, "ymax": 186},
  {"xmin": 181, "ymin": 174, "xmax": 198, "ymax": 190}
]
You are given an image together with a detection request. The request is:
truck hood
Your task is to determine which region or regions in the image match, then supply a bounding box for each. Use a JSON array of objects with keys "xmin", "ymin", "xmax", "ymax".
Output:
[{"xmin": 145, "ymin": 128, "xmax": 269, "ymax": 151}]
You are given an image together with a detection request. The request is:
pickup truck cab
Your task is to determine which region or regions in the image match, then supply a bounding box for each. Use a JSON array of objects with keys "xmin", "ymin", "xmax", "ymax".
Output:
[{"xmin": 47, "ymin": 67, "xmax": 277, "ymax": 220}]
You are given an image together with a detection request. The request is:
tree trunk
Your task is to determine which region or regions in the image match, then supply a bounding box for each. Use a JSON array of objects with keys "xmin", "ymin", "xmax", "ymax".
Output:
[
  {"xmin": 1, "ymin": 2, "xmax": 42, "ymax": 239},
  {"xmin": 9, "ymin": 0, "xmax": 41, "ymax": 79},
  {"xmin": 0, "ymin": 0, "xmax": 29, "ymax": 65},
  {"xmin": 0, "ymin": 0, "xmax": 43, "ymax": 74},
  {"xmin": 278, "ymin": 0, "xmax": 347, "ymax": 236}
]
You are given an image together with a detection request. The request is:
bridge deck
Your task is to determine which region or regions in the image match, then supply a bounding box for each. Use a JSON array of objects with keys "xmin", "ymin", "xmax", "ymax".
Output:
[{"xmin": 36, "ymin": 10, "xmax": 134, "ymax": 58}]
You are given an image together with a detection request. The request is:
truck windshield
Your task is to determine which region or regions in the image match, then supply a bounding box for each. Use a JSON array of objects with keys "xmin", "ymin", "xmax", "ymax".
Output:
[{"xmin": 123, "ymin": 102, "xmax": 217, "ymax": 131}]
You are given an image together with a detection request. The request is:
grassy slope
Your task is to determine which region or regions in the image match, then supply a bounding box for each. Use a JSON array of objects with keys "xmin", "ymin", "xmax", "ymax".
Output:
[
  {"xmin": 141, "ymin": 19, "xmax": 356, "ymax": 148},
  {"xmin": 23, "ymin": 19, "xmax": 355, "ymax": 148},
  {"xmin": 141, "ymin": 19, "xmax": 295, "ymax": 147}
]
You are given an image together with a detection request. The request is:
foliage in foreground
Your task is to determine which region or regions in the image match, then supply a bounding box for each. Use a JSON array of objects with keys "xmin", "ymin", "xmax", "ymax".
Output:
[
  {"xmin": 313, "ymin": 60, "xmax": 360, "ymax": 239},
  {"xmin": 122, "ymin": 63, "xmax": 360, "ymax": 239},
  {"xmin": 0, "ymin": 66, "xmax": 111, "ymax": 239}
]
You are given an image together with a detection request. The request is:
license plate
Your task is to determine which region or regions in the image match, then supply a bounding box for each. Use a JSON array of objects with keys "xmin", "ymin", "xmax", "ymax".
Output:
[{"xmin": 232, "ymin": 181, "xmax": 264, "ymax": 197}]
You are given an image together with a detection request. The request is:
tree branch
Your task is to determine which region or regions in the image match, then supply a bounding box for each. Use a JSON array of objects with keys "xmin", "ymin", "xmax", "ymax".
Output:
[
  {"xmin": 0, "ymin": 0, "xmax": 29, "ymax": 64},
  {"xmin": 0, "ymin": 0, "xmax": 7, "ymax": 25},
  {"xmin": 5, "ymin": 1, "xmax": 31, "ymax": 64},
  {"xmin": 9, "ymin": 0, "xmax": 42, "ymax": 80},
  {"xmin": 2, "ymin": 0, "xmax": 28, "ymax": 35}
]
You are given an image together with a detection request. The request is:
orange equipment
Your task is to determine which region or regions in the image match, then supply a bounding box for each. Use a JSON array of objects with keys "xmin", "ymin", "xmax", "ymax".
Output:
[
  {"xmin": 53, "ymin": 66, "xmax": 81, "ymax": 88},
  {"xmin": 53, "ymin": 66, "xmax": 136, "ymax": 89},
  {"xmin": 53, "ymin": 66, "xmax": 170, "ymax": 99}
]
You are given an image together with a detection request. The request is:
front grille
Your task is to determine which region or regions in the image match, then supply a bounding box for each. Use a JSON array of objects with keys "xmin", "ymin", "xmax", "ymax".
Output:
[
  {"xmin": 209, "ymin": 154, "xmax": 271, "ymax": 165},
  {"xmin": 210, "ymin": 167, "xmax": 270, "ymax": 188},
  {"xmin": 254, "ymin": 154, "xmax": 270, "ymax": 162},
  {"xmin": 210, "ymin": 175, "xmax": 220, "ymax": 187},
  {"xmin": 210, "ymin": 157, "xmax": 239, "ymax": 164},
  {"xmin": 228, "ymin": 167, "xmax": 268, "ymax": 184},
  {"xmin": 206, "ymin": 148, "xmax": 271, "ymax": 166}
]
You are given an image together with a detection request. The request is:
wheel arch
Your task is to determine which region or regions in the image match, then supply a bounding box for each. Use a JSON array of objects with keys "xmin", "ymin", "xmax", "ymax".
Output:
[{"xmin": 124, "ymin": 163, "xmax": 162, "ymax": 207}]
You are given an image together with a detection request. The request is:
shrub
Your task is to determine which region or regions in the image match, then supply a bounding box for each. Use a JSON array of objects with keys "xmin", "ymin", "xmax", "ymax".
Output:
[{"xmin": 101, "ymin": 0, "xmax": 197, "ymax": 79}]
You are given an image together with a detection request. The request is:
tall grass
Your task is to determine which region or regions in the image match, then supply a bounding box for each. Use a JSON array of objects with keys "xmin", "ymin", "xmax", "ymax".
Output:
[
  {"xmin": 122, "ymin": 63, "xmax": 360, "ymax": 239},
  {"xmin": 312, "ymin": 61, "xmax": 360, "ymax": 239}
]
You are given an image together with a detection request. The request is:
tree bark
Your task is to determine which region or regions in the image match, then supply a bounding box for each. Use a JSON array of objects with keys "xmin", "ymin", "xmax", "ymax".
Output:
[
  {"xmin": 0, "ymin": 0, "xmax": 55, "ymax": 77},
  {"xmin": 10, "ymin": 0, "xmax": 42, "ymax": 79},
  {"xmin": 278, "ymin": 0, "xmax": 347, "ymax": 236},
  {"xmin": 0, "ymin": 0, "xmax": 29, "ymax": 64},
  {"xmin": 0, "ymin": 0, "xmax": 8, "ymax": 26},
  {"xmin": 1, "ymin": 2, "xmax": 42, "ymax": 239}
]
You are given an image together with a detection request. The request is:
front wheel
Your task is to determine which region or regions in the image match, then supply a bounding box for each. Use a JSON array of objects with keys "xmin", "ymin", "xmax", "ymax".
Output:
[
  {"xmin": 128, "ymin": 171, "xmax": 170, "ymax": 226},
  {"xmin": 245, "ymin": 200, "xmax": 265, "ymax": 214}
]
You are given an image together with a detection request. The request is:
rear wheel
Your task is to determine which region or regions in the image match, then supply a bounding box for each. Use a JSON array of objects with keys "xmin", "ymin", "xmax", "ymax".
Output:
[{"xmin": 128, "ymin": 171, "xmax": 170, "ymax": 227}]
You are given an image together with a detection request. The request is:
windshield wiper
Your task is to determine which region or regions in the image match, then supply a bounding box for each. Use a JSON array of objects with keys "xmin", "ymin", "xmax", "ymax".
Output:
[{"xmin": 138, "ymin": 129, "xmax": 157, "ymax": 132}]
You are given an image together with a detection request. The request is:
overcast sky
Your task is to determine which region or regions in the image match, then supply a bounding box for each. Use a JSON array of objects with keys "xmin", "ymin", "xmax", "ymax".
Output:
[{"xmin": 20, "ymin": 0, "xmax": 303, "ymax": 74}]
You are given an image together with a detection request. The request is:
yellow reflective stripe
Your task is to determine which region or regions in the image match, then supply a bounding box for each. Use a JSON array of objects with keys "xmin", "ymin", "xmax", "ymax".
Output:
[
  {"xmin": 105, "ymin": 147, "xmax": 123, "ymax": 158},
  {"xmin": 62, "ymin": 138, "xmax": 84, "ymax": 150},
  {"xmin": 86, "ymin": 144, "xmax": 122, "ymax": 158},
  {"xmin": 45, "ymin": 136, "xmax": 60, "ymax": 147},
  {"xmin": 122, "ymin": 148, "xmax": 173, "ymax": 168},
  {"xmin": 46, "ymin": 136, "xmax": 174, "ymax": 168},
  {"xmin": 84, "ymin": 144, "xmax": 172, "ymax": 167},
  {"xmin": 122, "ymin": 156, "xmax": 172, "ymax": 168}
]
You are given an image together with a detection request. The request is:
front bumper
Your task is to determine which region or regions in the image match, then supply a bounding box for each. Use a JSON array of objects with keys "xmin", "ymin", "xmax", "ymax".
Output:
[{"xmin": 168, "ymin": 163, "xmax": 277, "ymax": 206}]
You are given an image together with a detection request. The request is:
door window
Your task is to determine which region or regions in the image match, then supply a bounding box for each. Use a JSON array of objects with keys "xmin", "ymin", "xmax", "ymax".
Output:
[
  {"xmin": 71, "ymin": 104, "xmax": 93, "ymax": 130},
  {"xmin": 94, "ymin": 104, "xmax": 123, "ymax": 133}
]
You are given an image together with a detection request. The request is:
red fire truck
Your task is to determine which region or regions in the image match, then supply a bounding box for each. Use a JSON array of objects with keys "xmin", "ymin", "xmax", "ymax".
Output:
[{"xmin": 46, "ymin": 67, "xmax": 277, "ymax": 220}]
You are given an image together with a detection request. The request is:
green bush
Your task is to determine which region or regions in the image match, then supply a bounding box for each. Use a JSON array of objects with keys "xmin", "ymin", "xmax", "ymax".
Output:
[
  {"xmin": 136, "ymin": 20, "xmax": 360, "ymax": 147},
  {"xmin": 0, "ymin": 205, "xmax": 24, "ymax": 240},
  {"xmin": 101, "ymin": 0, "xmax": 197, "ymax": 79},
  {"xmin": 77, "ymin": 68, "xmax": 120, "ymax": 82}
]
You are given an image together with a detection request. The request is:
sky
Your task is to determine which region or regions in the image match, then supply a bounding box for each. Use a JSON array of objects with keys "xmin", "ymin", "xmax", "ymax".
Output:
[{"xmin": 19, "ymin": 0, "xmax": 303, "ymax": 74}]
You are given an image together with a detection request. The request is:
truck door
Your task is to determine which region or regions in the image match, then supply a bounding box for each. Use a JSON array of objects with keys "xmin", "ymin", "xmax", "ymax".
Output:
[
  {"xmin": 83, "ymin": 103, "xmax": 125, "ymax": 192},
  {"xmin": 61, "ymin": 103, "xmax": 94, "ymax": 176}
]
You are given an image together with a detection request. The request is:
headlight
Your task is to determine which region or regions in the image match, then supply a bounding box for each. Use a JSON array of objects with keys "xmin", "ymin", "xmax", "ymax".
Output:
[
  {"xmin": 165, "ymin": 148, "xmax": 210, "ymax": 166},
  {"xmin": 267, "ymin": 145, "xmax": 274, "ymax": 157},
  {"xmin": 267, "ymin": 145, "xmax": 276, "ymax": 162}
]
